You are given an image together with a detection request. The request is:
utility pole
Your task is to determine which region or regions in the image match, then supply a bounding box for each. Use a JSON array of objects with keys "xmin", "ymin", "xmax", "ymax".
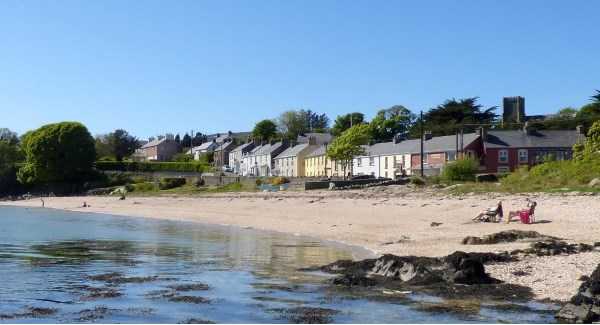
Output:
[{"xmin": 420, "ymin": 111, "xmax": 424, "ymax": 177}]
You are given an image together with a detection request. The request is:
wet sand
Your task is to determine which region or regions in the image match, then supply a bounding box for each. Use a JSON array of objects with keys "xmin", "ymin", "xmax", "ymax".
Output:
[{"xmin": 3, "ymin": 186, "xmax": 599, "ymax": 302}]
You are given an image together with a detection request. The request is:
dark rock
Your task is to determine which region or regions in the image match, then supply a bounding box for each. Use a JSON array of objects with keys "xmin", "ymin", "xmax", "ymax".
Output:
[
  {"xmin": 269, "ymin": 307, "xmax": 339, "ymax": 324},
  {"xmin": 556, "ymin": 263, "xmax": 600, "ymax": 323},
  {"xmin": 168, "ymin": 295, "xmax": 210, "ymax": 304},
  {"xmin": 178, "ymin": 318, "xmax": 215, "ymax": 324},
  {"xmin": 167, "ymin": 283, "xmax": 209, "ymax": 292},
  {"xmin": 461, "ymin": 230, "xmax": 559, "ymax": 245},
  {"xmin": 430, "ymin": 222, "xmax": 443, "ymax": 227}
]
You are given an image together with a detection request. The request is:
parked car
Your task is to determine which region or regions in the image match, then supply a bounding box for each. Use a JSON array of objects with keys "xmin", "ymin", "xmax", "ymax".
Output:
[{"xmin": 222, "ymin": 165, "xmax": 233, "ymax": 173}]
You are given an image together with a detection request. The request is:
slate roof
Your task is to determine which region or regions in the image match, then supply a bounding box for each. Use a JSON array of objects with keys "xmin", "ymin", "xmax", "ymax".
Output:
[
  {"xmin": 297, "ymin": 133, "xmax": 333, "ymax": 145},
  {"xmin": 275, "ymin": 143, "xmax": 312, "ymax": 159},
  {"xmin": 214, "ymin": 141, "xmax": 236, "ymax": 152},
  {"xmin": 190, "ymin": 141, "xmax": 217, "ymax": 153},
  {"xmin": 305, "ymin": 145, "xmax": 327, "ymax": 158},
  {"xmin": 485, "ymin": 130, "xmax": 582, "ymax": 148},
  {"xmin": 141, "ymin": 138, "xmax": 176, "ymax": 149},
  {"xmin": 231, "ymin": 142, "xmax": 254, "ymax": 153}
]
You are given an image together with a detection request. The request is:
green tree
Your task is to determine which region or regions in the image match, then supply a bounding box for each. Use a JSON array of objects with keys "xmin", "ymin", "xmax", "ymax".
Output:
[
  {"xmin": 369, "ymin": 105, "xmax": 415, "ymax": 142},
  {"xmin": 411, "ymin": 97, "xmax": 498, "ymax": 137},
  {"xmin": 0, "ymin": 130, "xmax": 23, "ymax": 194},
  {"xmin": 107, "ymin": 129, "xmax": 139, "ymax": 161},
  {"xmin": 18, "ymin": 122, "xmax": 96, "ymax": 185},
  {"xmin": 574, "ymin": 120, "xmax": 600, "ymax": 161},
  {"xmin": 277, "ymin": 109, "xmax": 329, "ymax": 139},
  {"xmin": 331, "ymin": 112, "xmax": 365, "ymax": 136},
  {"xmin": 182, "ymin": 133, "xmax": 192, "ymax": 148},
  {"xmin": 326, "ymin": 124, "xmax": 370, "ymax": 179},
  {"xmin": 252, "ymin": 119, "xmax": 278, "ymax": 141},
  {"xmin": 94, "ymin": 134, "xmax": 113, "ymax": 160}
]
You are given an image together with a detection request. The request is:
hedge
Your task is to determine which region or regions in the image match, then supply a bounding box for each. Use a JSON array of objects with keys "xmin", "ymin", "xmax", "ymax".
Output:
[{"xmin": 95, "ymin": 161, "xmax": 210, "ymax": 173}]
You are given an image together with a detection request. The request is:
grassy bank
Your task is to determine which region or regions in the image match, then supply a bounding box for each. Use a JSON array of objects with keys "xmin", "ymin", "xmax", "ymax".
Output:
[{"xmin": 447, "ymin": 156, "xmax": 600, "ymax": 194}]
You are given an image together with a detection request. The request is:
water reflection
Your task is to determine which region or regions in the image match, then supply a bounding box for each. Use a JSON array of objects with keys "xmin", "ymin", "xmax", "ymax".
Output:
[{"xmin": 0, "ymin": 206, "xmax": 557, "ymax": 323}]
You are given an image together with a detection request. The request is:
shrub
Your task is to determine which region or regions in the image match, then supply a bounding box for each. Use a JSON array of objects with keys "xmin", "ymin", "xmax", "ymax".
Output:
[
  {"xmin": 255, "ymin": 178, "xmax": 263, "ymax": 186},
  {"xmin": 158, "ymin": 177, "xmax": 186, "ymax": 190},
  {"xmin": 133, "ymin": 182, "xmax": 156, "ymax": 192},
  {"xmin": 95, "ymin": 161, "xmax": 209, "ymax": 173},
  {"xmin": 173, "ymin": 153, "xmax": 194, "ymax": 162},
  {"xmin": 442, "ymin": 158, "xmax": 478, "ymax": 182},
  {"xmin": 270, "ymin": 177, "xmax": 290, "ymax": 185},
  {"xmin": 131, "ymin": 176, "xmax": 148, "ymax": 184},
  {"xmin": 410, "ymin": 176, "xmax": 425, "ymax": 186}
]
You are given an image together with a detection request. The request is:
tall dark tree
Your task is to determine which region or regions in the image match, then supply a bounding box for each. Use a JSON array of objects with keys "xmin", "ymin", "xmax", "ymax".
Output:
[
  {"xmin": 0, "ymin": 128, "xmax": 18, "ymax": 145},
  {"xmin": 174, "ymin": 134, "xmax": 181, "ymax": 144},
  {"xmin": 0, "ymin": 129, "xmax": 23, "ymax": 194},
  {"xmin": 252, "ymin": 119, "xmax": 278, "ymax": 141},
  {"xmin": 411, "ymin": 97, "xmax": 498, "ymax": 137},
  {"xmin": 331, "ymin": 112, "xmax": 365, "ymax": 136},
  {"xmin": 192, "ymin": 132, "xmax": 204, "ymax": 146},
  {"xmin": 107, "ymin": 129, "xmax": 139, "ymax": 161},
  {"xmin": 369, "ymin": 106, "xmax": 415, "ymax": 142},
  {"xmin": 182, "ymin": 133, "xmax": 192, "ymax": 148}
]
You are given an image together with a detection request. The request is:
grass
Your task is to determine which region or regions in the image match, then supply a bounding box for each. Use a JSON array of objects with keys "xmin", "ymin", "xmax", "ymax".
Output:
[
  {"xmin": 445, "ymin": 156, "xmax": 600, "ymax": 194},
  {"xmin": 125, "ymin": 181, "xmax": 257, "ymax": 196}
]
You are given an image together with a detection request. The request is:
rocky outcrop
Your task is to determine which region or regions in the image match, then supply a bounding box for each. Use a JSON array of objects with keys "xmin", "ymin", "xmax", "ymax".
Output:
[
  {"xmin": 317, "ymin": 251, "xmax": 504, "ymax": 288},
  {"xmin": 511, "ymin": 240, "xmax": 596, "ymax": 257},
  {"xmin": 556, "ymin": 264, "xmax": 600, "ymax": 323},
  {"xmin": 461, "ymin": 230, "xmax": 560, "ymax": 245}
]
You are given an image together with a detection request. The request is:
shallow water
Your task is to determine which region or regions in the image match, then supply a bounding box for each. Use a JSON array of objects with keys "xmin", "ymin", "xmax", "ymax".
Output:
[{"xmin": 0, "ymin": 206, "xmax": 558, "ymax": 323}]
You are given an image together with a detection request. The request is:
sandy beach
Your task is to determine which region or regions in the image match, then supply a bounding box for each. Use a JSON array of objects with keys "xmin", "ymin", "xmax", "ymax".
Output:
[{"xmin": 2, "ymin": 186, "xmax": 599, "ymax": 302}]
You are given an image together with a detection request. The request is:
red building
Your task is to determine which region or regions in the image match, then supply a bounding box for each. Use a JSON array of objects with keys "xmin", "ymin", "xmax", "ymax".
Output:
[{"xmin": 479, "ymin": 128, "xmax": 584, "ymax": 174}]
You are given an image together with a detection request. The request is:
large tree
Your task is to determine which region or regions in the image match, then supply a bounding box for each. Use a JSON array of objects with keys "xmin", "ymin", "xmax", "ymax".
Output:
[
  {"xmin": 326, "ymin": 124, "xmax": 370, "ymax": 179},
  {"xmin": 412, "ymin": 97, "xmax": 498, "ymax": 137},
  {"xmin": 0, "ymin": 129, "xmax": 23, "ymax": 194},
  {"xmin": 331, "ymin": 112, "xmax": 365, "ymax": 136},
  {"xmin": 18, "ymin": 122, "xmax": 96, "ymax": 185},
  {"xmin": 107, "ymin": 129, "xmax": 139, "ymax": 161},
  {"xmin": 277, "ymin": 109, "xmax": 329, "ymax": 139},
  {"xmin": 252, "ymin": 119, "xmax": 278, "ymax": 141},
  {"xmin": 369, "ymin": 105, "xmax": 415, "ymax": 142},
  {"xmin": 192, "ymin": 132, "xmax": 205, "ymax": 146},
  {"xmin": 182, "ymin": 133, "xmax": 192, "ymax": 148}
]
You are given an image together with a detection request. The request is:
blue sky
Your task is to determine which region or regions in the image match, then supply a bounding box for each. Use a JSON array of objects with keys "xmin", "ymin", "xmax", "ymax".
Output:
[{"xmin": 1, "ymin": 0, "xmax": 599, "ymax": 139}]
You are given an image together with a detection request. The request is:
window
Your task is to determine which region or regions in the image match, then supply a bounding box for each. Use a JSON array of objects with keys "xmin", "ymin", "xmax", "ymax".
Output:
[
  {"xmin": 497, "ymin": 166, "xmax": 510, "ymax": 174},
  {"xmin": 384, "ymin": 157, "xmax": 388, "ymax": 169},
  {"xmin": 447, "ymin": 152, "xmax": 456, "ymax": 161},
  {"xmin": 518, "ymin": 149, "xmax": 528, "ymax": 163},
  {"xmin": 385, "ymin": 171, "xmax": 388, "ymax": 178},
  {"xmin": 369, "ymin": 157, "xmax": 375, "ymax": 166},
  {"xmin": 498, "ymin": 150, "xmax": 508, "ymax": 163},
  {"xmin": 357, "ymin": 158, "xmax": 362, "ymax": 167}
]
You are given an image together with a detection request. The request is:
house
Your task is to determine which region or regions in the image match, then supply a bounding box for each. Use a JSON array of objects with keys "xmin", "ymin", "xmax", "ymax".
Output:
[
  {"xmin": 368, "ymin": 137, "xmax": 420, "ymax": 178},
  {"xmin": 352, "ymin": 145, "xmax": 380, "ymax": 177},
  {"xmin": 134, "ymin": 137, "xmax": 179, "ymax": 161},
  {"xmin": 479, "ymin": 126, "xmax": 584, "ymax": 174},
  {"xmin": 189, "ymin": 140, "xmax": 218, "ymax": 160},
  {"xmin": 213, "ymin": 140, "xmax": 237, "ymax": 168},
  {"xmin": 273, "ymin": 143, "xmax": 317, "ymax": 177},
  {"xmin": 241, "ymin": 141, "xmax": 288, "ymax": 176},
  {"xmin": 409, "ymin": 133, "xmax": 481, "ymax": 176},
  {"xmin": 229, "ymin": 141, "xmax": 256, "ymax": 174},
  {"xmin": 304, "ymin": 145, "xmax": 345, "ymax": 178}
]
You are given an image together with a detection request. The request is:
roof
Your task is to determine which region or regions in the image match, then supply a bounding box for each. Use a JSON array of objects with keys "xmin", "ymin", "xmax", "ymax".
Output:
[
  {"xmin": 254, "ymin": 141, "xmax": 285, "ymax": 155},
  {"xmin": 366, "ymin": 139, "xmax": 421, "ymax": 156},
  {"xmin": 413, "ymin": 133, "xmax": 479, "ymax": 154},
  {"xmin": 305, "ymin": 145, "xmax": 327, "ymax": 158},
  {"xmin": 191, "ymin": 141, "xmax": 217, "ymax": 152},
  {"xmin": 275, "ymin": 143, "xmax": 312, "ymax": 159},
  {"xmin": 141, "ymin": 138, "xmax": 174, "ymax": 149},
  {"xmin": 297, "ymin": 133, "xmax": 333, "ymax": 145},
  {"xmin": 214, "ymin": 141, "xmax": 236, "ymax": 152},
  {"xmin": 231, "ymin": 142, "xmax": 254, "ymax": 152},
  {"xmin": 485, "ymin": 130, "xmax": 582, "ymax": 148}
]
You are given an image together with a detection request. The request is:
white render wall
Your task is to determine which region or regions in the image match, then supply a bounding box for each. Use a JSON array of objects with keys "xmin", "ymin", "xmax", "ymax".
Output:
[{"xmin": 352, "ymin": 156, "xmax": 380, "ymax": 177}]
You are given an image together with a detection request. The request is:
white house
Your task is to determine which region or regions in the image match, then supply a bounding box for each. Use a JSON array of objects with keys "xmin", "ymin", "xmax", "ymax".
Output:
[
  {"xmin": 229, "ymin": 142, "xmax": 256, "ymax": 175},
  {"xmin": 241, "ymin": 141, "xmax": 288, "ymax": 176}
]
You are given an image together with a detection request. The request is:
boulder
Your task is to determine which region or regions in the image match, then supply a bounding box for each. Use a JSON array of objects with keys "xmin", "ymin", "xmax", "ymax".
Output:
[
  {"xmin": 589, "ymin": 178, "xmax": 600, "ymax": 188},
  {"xmin": 556, "ymin": 263, "xmax": 600, "ymax": 323}
]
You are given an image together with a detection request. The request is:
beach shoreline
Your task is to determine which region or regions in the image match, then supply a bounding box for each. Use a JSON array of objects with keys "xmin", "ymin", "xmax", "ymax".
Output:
[{"xmin": 2, "ymin": 187, "xmax": 599, "ymax": 302}]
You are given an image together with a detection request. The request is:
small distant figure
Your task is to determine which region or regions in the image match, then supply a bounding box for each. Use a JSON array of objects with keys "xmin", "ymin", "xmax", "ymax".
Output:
[
  {"xmin": 119, "ymin": 193, "xmax": 126, "ymax": 200},
  {"xmin": 40, "ymin": 197, "xmax": 45, "ymax": 207},
  {"xmin": 82, "ymin": 201, "xmax": 89, "ymax": 208},
  {"xmin": 473, "ymin": 201, "xmax": 503, "ymax": 223}
]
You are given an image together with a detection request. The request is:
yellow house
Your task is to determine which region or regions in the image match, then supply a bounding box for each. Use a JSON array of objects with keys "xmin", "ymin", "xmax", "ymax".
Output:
[{"xmin": 304, "ymin": 145, "xmax": 346, "ymax": 178}]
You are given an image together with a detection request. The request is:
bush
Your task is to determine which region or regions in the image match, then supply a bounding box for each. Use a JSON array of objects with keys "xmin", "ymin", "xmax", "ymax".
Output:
[
  {"xmin": 441, "ymin": 158, "xmax": 478, "ymax": 182},
  {"xmin": 173, "ymin": 153, "xmax": 194, "ymax": 162},
  {"xmin": 255, "ymin": 178, "xmax": 263, "ymax": 186},
  {"xmin": 410, "ymin": 176, "xmax": 425, "ymax": 186},
  {"xmin": 95, "ymin": 161, "xmax": 210, "ymax": 173},
  {"xmin": 270, "ymin": 177, "xmax": 290, "ymax": 185},
  {"xmin": 158, "ymin": 177, "xmax": 186, "ymax": 190},
  {"xmin": 133, "ymin": 182, "xmax": 156, "ymax": 192}
]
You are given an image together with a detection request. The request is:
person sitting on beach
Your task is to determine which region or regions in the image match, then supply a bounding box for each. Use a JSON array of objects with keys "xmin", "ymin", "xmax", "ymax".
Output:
[
  {"xmin": 506, "ymin": 199, "xmax": 537, "ymax": 224},
  {"xmin": 473, "ymin": 201, "xmax": 503, "ymax": 222}
]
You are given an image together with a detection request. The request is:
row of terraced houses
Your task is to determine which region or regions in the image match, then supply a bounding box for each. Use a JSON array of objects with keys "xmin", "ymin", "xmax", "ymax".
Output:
[{"xmin": 134, "ymin": 124, "xmax": 585, "ymax": 179}]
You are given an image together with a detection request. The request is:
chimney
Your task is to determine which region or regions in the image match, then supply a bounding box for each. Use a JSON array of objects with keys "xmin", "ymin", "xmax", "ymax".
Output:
[
  {"xmin": 424, "ymin": 131, "xmax": 433, "ymax": 141},
  {"xmin": 478, "ymin": 127, "xmax": 487, "ymax": 141}
]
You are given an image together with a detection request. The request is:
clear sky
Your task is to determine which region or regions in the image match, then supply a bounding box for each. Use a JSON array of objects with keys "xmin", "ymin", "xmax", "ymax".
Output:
[{"xmin": 2, "ymin": 0, "xmax": 599, "ymax": 139}]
